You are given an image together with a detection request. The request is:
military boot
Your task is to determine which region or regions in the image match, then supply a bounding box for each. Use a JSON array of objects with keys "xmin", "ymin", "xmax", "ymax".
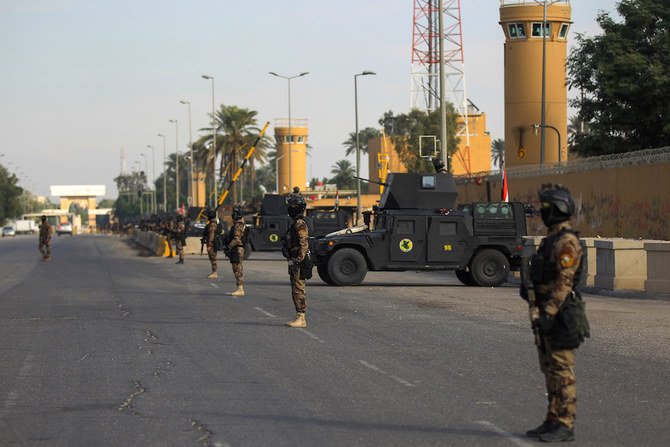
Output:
[
  {"xmin": 539, "ymin": 424, "xmax": 574, "ymax": 443},
  {"xmin": 176, "ymin": 259, "xmax": 184, "ymax": 264},
  {"xmin": 207, "ymin": 271, "xmax": 218, "ymax": 279},
  {"xmin": 286, "ymin": 312, "xmax": 306, "ymax": 328},
  {"xmin": 228, "ymin": 286, "xmax": 245, "ymax": 297},
  {"xmin": 526, "ymin": 421, "xmax": 557, "ymax": 438}
]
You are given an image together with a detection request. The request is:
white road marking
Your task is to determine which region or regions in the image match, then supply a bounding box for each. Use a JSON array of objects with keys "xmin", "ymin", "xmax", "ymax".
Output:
[
  {"xmin": 297, "ymin": 328, "xmax": 324, "ymax": 343},
  {"xmin": 358, "ymin": 360, "xmax": 416, "ymax": 387},
  {"xmin": 476, "ymin": 421, "xmax": 534, "ymax": 447},
  {"xmin": 1, "ymin": 354, "xmax": 34, "ymax": 419},
  {"xmin": 210, "ymin": 283, "xmax": 219, "ymax": 289},
  {"xmin": 254, "ymin": 307, "xmax": 277, "ymax": 319}
]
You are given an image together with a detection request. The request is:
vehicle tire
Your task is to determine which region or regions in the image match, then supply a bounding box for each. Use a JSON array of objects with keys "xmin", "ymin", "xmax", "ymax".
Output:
[
  {"xmin": 470, "ymin": 249, "xmax": 509, "ymax": 287},
  {"xmin": 455, "ymin": 268, "xmax": 476, "ymax": 286},
  {"xmin": 317, "ymin": 264, "xmax": 336, "ymax": 285},
  {"xmin": 326, "ymin": 248, "xmax": 367, "ymax": 286},
  {"xmin": 243, "ymin": 242, "xmax": 252, "ymax": 260}
]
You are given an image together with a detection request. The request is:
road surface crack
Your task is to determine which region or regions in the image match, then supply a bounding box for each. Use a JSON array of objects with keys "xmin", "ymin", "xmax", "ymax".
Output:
[{"xmin": 118, "ymin": 379, "xmax": 145, "ymax": 414}]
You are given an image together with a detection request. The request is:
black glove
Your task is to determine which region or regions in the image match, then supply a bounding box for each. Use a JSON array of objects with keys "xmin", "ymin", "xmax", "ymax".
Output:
[{"xmin": 532, "ymin": 313, "xmax": 554, "ymax": 335}]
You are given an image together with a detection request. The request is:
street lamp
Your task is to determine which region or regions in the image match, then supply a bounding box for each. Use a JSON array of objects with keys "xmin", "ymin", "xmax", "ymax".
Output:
[
  {"xmin": 275, "ymin": 154, "xmax": 286, "ymax": 194},
  {"xmin": 531, "ymin": 123, "xmax": 562, "ymax": 163},
  {"xmin": 354, "ymin": 71, "xmax": 376, "ymax": 225},
  {"xmin": 180, "ymin": 99, "xmax": 194, "ymax": 206},
  {"xmin": 202, "ymin": 74, "xmax": 217, "ymax": 206},
  {"xmin": 157, "ymin": 133, "xmax": 167, "ymax": 211},
  {"xmin": 169, "ymin": 119, "xmax": 179, "ymax": 211},
  {"xmin": 147, "ymin": 144, "xmax": 156, "ymax": 212},
  {"xmin": 140, "ymin": 152, "xmax": 149, "ymax": 213},
  {"xmin": 534, "ymin": 0, "xmax": 562, "ymax": 165},
  {"xmin": 269, "ymin": 71, "xmax": 309, "ymax": 192}
]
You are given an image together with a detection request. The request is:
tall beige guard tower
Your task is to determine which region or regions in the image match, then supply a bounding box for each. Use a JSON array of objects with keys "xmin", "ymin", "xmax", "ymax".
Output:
[
  {"xmin": 274, "ymin": 119, "xmax": 308, "ymax": 194},
  {"xmin": 500, "ymin": 0, "xmax": 572, "ymax": 166}
]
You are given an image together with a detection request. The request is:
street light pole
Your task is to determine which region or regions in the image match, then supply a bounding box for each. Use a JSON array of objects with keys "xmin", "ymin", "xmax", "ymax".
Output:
[
  {"xmin": 140, "ymin": 153, "xmax": 149, "ymax": 213},
  {"xmin": 531, "ymin": 123, "xmax": 562, "ymax": 163},
  {"xmin": 169, "ymin": 119, "xmax": 179, "ymax": 211},
  {"xmin": 147, "ymin": 145, "xmax": 156, "ymax": 213},
  {"xmin": 202, "ymin": 75, "xmax": 217, "ymax": 207},
  {"xmin": 157, "ymin": 133, "xmax": 167, "ymax": 211},
  {"xmin": 354, "ymin": 71, "xmax": 376, "ymax": 226},
  {"xmin": 275, "ymin": 154, "xmax": 286, "ymax": 194},
  {"xmin": 180, "ymin": 100, "xmax": 193, "ymax": 207},
  {"xmin": 269, "ymin": 71, "xmax": 309, "ymax": 192}
]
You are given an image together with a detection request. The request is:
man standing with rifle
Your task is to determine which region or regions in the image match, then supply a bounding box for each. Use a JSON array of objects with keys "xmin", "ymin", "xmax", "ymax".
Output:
[
  {"xmin": 225, "ymin": 204, "xmax": 247, "ymax": 297},
  {"xmin": 174, "ymin": 214, "xmax": 187, "ymax": 264},
  {"xmin": 520, "ymin": 184, "xmax": 588, "ymax": 443},
  {"xmin": 201, "ymin": 207, "xmax": 219, "ymax": 279}
]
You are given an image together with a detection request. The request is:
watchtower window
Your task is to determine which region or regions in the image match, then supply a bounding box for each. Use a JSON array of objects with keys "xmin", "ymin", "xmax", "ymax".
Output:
[
  {"xmin": 508, "ymin": 23, "xmax": 526, "ymax": 39},
  {"xmin": 559, "ymin": 23, "xmax": 570, "ymax": 39},
  {"xmin": 531, "ymin": 22, "xmax": 550, "ymax": 37}
]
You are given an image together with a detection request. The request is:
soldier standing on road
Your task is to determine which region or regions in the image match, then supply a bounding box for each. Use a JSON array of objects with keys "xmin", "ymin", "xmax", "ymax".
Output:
[
  {"xmin": 226, "ymin": 204, "xmax": 247, "ymax": 297},
  {"xmin": 38, "ymin": 216, "xmax": 53, "ymax": 261},
  {"xmin": 203, "ymin": 208, "xmax": 218, "ymax": 279},
  {"xmin": 174, "ymin": 214, "xmax": 186, "ymax": 264},
  {"xmin": 283, "ymin": 193, "xmax": 310, "ymax": 328},
  {"xmin": 521, "ymin": 184, "xmax": 587, "ymax": 443},
  {"xmin": 164, "ymin": 215, "xmax": 175, "ymax": 258}
]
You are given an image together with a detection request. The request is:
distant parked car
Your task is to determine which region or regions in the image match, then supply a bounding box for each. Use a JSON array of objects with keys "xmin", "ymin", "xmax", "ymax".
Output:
[
  {"xmin": 2, "ymin": 226, "xmax": 16, "ymax": 237},
  {"xmin": 57, "ymin": 223, "xmax": 73, "ymax": 236}
]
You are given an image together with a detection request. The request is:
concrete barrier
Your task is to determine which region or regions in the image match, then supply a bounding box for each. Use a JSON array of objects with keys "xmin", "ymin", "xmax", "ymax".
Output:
[
  {"xmin": 594, "ymin": 239, "xmax": 647, "ymax": 291},
  {"xmin": 644, "ymin": 241, "xmax": 670, "ymax": 294},
  {"xmin": 580, "ymin": 237, "xmax": 597, "ymax": 287}
]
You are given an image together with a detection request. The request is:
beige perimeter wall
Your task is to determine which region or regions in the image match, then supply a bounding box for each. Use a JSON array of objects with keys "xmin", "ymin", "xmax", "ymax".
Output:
[{"xmin": 457, "ymin": 162, "xmax": 670, "ymax": 240}]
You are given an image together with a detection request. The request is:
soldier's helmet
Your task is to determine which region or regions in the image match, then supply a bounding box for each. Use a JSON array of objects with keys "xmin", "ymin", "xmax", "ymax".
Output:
[
  {"xmin": 176, "ymin": 214, "xmax": 184, "ymax": 221},
  {"xmin": 431, "ymin": 157, "xmax": 446, "ymax": 172},
  {"xmin": 286, "ymin": 194, "xmax": 306, "ymax": 218},
  {"xmin": 539, "ymin": 183, "xmax": 575, "ymax": 227},
  {"xmin": 205, "ymin": 207, "xmax": 217, "ymax": 221},
  {"xmin": 40, "ymin": 215, "xmax": 47, "ymax": 222},
  {"xmin": 231, "ymin": 205, "xmax": 245, "ymax": 220},
  {"xmin": 292, "ymin": 186, "xmax": 301, "ymax": 194}
]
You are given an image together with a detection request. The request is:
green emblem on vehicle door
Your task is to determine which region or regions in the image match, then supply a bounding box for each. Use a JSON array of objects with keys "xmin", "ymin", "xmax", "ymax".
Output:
[
  {"xmin": 269, "ymin": 233, "xmax": 279, "ymax": 243},
  {"xmin": 399, "ymin": 238, "xmax": 413, "ymax": 253}
]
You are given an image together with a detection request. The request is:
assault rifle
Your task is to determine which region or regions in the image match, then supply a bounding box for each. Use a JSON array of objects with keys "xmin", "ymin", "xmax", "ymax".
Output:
[
  {"xmin": 354, "ymin": 176, "xmax": 389, "ymax": 187},
  {"xmin": 521, "ymin": 257, "xmax": 542, "ymax": 348}
]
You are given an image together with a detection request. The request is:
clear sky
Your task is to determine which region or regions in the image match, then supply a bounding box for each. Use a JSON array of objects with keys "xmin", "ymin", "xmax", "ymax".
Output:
[{"xmin": 0, "ymin": 0, "xmax": 618, "ymax": 200}]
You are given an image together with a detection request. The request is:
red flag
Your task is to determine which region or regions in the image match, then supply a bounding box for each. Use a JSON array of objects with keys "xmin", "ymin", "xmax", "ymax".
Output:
[{"xmin": 501, "ymin": 168, "xmax": 509, "ymax": 202}]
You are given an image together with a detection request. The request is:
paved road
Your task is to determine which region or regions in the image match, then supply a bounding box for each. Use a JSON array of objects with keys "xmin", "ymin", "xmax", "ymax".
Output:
[{"xmin": 0, "ymin": 234, "xmax": 668, "ymax": 446}]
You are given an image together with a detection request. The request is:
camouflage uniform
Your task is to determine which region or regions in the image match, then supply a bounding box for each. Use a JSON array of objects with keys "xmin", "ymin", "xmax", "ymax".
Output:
[
  {"xmin": 174, "ymin": 219, "xmax": 186, "ymax": 263},
  {"xmin": 38, "ymin": 220, "xmax": 52, "ymax": 260},
  {"xmin": 165, "ymin": 219, "xmax": 175, "ymax": 258},
  {"xmin": 205, "ymin": 219, "xmax": 217, "ymax": 274},
  {"xmin": 227, "ymin": 218, "xmax": 246, "ymax": 287},
  {"xmin": 288, "ymin": 217, "xmax": 309, "ymax": 313},
  {"xmin": 533, "ymin": 221, "xmax": 582, "ymax": 431}
]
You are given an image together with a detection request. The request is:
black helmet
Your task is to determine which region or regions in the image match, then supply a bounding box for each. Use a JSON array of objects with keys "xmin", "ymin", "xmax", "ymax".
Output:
[
  {"xmin": 286, "ymin": 194, "xmax": 306, "ymax": 218},
  {"xmin": 205, "ymin": 207, "xmax": 217, "ymax": 220},
  {"xmin": 176, "ymin": 214, "xmax": 184, "ymax": 221},
  {"xmin": 40, "ymin": 215, "xmax": 47, "ymax": 221},
  {"xmin": 231, "ymin": 205, "xmax": 244, "ymax": 220},
  {"xmin": 292, "ymin": 186, "xmax": 301, "ymax": 194},
  {"xmin": 432, "ymin": 157, "xmax": 446, "ymax": 172},
  {"xmin": 539, "ymin": 184, "xmax": 575, "ymax": 227}
]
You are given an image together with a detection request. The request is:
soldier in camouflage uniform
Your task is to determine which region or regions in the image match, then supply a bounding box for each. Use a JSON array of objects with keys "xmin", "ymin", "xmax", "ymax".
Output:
[
  {"xmin": 204, "ymin": 208, "xmax": 218, "ymax": 279},
  {"xmin": 174, "ymin": 214, "xmax": 186, "ymax": 264},
  {"xmin": 521, "ymin": 184, "xmax": 585, "ymax": 443},
  {"xmin": 164, "ymin": 215, "xmax": 175, "ymax": 258},
  {"xmin": 283, "ymin": 193, "xmax": 310, "ymax": 328},
  {"xmin": 38, "ymin": 216, "xmax": 53, "ymax": 261},
  {"xmin": 226, "ymin": 205, "xmax": 247, "ymax": 297}
]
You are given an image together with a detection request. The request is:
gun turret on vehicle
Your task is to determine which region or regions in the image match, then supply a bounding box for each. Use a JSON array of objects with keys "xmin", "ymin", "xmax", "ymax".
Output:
[{"xmin": 312, "ymin": 171, "xmax": 527, "ymax": 287}]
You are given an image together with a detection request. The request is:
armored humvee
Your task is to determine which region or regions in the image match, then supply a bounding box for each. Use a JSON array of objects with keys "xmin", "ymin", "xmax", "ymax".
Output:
[
  {"xmin": 247, "ymin": 194, "xmax": 350, "ymax": 252},
  {"xmin": 311, "ymin": 172, "xmax": 527, "ymax": 287}
]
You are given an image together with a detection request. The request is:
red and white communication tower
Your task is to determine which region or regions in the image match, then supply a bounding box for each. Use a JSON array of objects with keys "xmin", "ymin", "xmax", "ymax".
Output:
[{"xmin": 411, "ymin": 0, "xmax": 470, "ymax": 147}]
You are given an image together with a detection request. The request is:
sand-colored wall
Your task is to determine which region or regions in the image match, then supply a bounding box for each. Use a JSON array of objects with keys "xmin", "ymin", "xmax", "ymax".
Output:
[{"xmin": 457, "ymin": 163, "xmax": 670, "ymax": 240}]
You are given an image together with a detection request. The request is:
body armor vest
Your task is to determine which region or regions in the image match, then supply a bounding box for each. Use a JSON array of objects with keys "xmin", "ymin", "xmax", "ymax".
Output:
[{"xmin": 530, "ymin": 229, "xmax": 584, "ymax": 302}]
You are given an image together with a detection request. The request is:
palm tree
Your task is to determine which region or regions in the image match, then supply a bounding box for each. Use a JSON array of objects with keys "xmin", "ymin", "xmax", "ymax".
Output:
[
  {"xmin": 342, "ymin": 127, "xmax": 381, "ymax": 156},
  {"xmin": 198, "ymin": 105, "xmax": 271, "ymax": 203},
  {"xmin": 329, "ymin": 159, "xmax": 356, "ymax": 189},
  {"xmin": 491, "ymin": 138, "xmax": 505, "ymax": 170}
]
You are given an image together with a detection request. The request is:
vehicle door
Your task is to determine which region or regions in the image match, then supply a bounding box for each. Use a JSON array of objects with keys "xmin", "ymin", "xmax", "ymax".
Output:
[
  {"xmin": 389, "ymin": 216, "xmax": 426, "ymax": 262},
  {"xmin": 426, "ymin": 215, "xmax": 468, "ymax": 265},
  {"xmin": 261, "ymin": 217, "xmax": 286, "ymax": 249}
]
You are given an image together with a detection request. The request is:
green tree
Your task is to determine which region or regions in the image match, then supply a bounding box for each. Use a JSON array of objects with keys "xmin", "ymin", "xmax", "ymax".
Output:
[
  {"xmin": 329, "ymin": 159, "xmax": 356, "ymax": 189},
  {"xmin": 154, "ymin": 153, "xmax": 190, "ymax": 212},
  {"xmin": 114, "ymin": 171, "xmax": 148, "ymax": 218},
  {"xmin": 491, "ymin": 138, "xmax": 505, "ymax": 169},
  {"xmin": 378, "ymin": 106, "xmax": 459, "ymax": 172},
  {"xmin": 342, "ymin": 127, "xmax": 381, "ymax": 156},
  {"xmin": 567, "ymin": 0, "xmax": 670, "ymax": 155},
  {"xmin": 197, "ymin": 105, "xmax": 271, "ymax": 204},
  {"xmin": 0, "ymin": 163, "xmax": 23, "ymax": 225}
]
